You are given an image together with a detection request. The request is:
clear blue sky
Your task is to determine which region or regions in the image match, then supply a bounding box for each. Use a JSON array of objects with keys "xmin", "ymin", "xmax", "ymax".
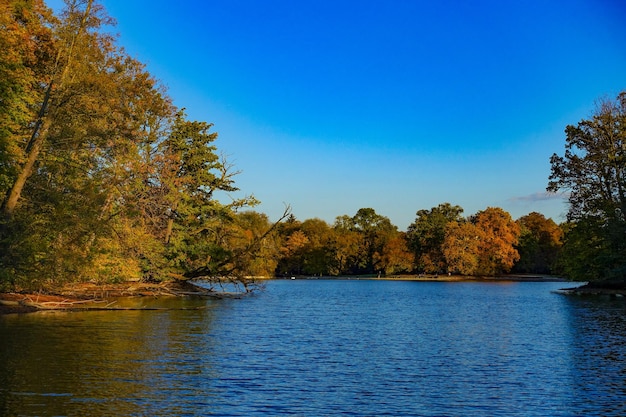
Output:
[{"xmin": 49, "ymin": 0, "xmax": 626, "ymax": 229}]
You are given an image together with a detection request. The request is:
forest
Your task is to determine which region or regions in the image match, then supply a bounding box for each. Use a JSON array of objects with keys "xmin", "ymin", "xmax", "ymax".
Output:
[{"xmin": 1, "ymin": 0, "xmax": 624, "ymax": 292}]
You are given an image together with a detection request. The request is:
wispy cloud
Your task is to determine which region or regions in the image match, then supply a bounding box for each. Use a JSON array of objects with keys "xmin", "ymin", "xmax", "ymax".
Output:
[{"xmin": 508, "ymin": 191, "xmax": 570, "ymax": 203}]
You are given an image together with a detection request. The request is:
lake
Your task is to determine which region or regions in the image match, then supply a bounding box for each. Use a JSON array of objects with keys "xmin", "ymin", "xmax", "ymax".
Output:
[{"xmin": 1, "ymin": 279, "xmax": 626, "ymax": 416}]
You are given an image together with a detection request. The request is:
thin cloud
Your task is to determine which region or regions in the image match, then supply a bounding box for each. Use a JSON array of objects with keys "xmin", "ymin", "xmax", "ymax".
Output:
[{"xmin": 508, "ymin": 191, "xmax": 570, "ymax": 203}]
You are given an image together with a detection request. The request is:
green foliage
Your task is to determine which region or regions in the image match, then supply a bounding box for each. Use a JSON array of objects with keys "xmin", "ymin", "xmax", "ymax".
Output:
[
  {"xmin": 0, "ymin": 0, "xmax": 55, "ymax": 199},
  {"xmin": 274, "ymin": 210, "xmax": 413, "ymax": 277},
  {"xmin": 513, "ymin": 212, "xmax": 562, "ymax": 274},
  {"xmin": 548, "ymin": 92, "xmax": 626, "ymax": 282},
  {"xmin": 407, "ymin": 203, "xmax": 464, "ymax": 273},
  {"xmin": 0, "ymin": 0, "xmax": 263, "ymax": 291}
]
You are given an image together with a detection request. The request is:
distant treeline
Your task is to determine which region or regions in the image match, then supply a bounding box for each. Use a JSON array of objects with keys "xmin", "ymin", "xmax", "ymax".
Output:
[
  {"xmin": 1, "ymin": 1, "xmax": 624, "ymax": 291},
  {"xmin": 238, "ymin": 205, "xmax": 563, "ymax": 279}
]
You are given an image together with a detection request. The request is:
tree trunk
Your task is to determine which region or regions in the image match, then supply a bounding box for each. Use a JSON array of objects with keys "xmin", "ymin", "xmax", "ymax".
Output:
[
  {"xmin": 1, "ymin": 0, "xmax": 94, "ymax": 218},
  {"xmin": 1, "ymin": 82, "xmax": 53, "ymax": 217}
]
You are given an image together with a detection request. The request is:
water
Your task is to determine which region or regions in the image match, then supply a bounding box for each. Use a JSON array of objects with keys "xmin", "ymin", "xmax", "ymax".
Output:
[{"xmin": 1, "ymin": 280, "xmax": 626, "ymax": 416}]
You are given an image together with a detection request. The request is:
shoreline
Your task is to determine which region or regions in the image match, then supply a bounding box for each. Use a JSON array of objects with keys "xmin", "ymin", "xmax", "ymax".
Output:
[
  {"xmin": 281, "ymin": 274, "xmax": 568, "ymax": 282},
  {"xmin": 0, "ymin": 280, "xmax": 244, "ymax": 315},
  {"xmin": 3, "ymin": 275, "xmax": 623, "ymax": 315}
]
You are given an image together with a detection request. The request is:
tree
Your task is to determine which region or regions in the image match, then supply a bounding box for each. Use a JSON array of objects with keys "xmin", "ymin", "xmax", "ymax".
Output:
[
  {"xmin": 443, "ymin": 207, "xmax": 520, "ymax": 276},
  {"xmin": 276, "ymin": 218, "xmax": 336, "ymax": 276},
  {"xmin": 548, "ymin": 92, "xmax": 626, "ymax": 282},
  {"xmin": 0, "ymin": 0, "xmax": 146, "ymax": 288},
  {"xmin": 442, "ymin": 221, "xmax": 481, "ymax": 275},
  {"xmin": 1, "ymin": 0, "xmax": 99, "ymax": 217},
  {"xmin": 278, "ymin": 229, "xmax": 310, "ymax": 276},
  {"xmin": 299, "ymin": 218, "xmax": 334, "ymax": 276},
  {"xmin": 0, "ymin": 1, "xmax": 269, "ymax": 290},
  {"xmin": 407, "ymin": 203, "xmax": 464, "ymax": 273},
  {"xmin": 0, "ymin": 0, "xmax": 56, "ymax": 205},
  {"xmin": 472, "ymin": 207, "xmax": 520, "ymax": 275},
  {"xmin": 225, "ymin": 211, "xmax": 281, "ymax": 278},
  {"xmin": 332, "ymin": 208, "xmax": 397, "ymax": 274},
  {"xmin": 514, "ymin": 212, "xmax": 562, "ymax": 274},
  {"xmin": 329, "ymin": 219, "xmax": 361, "ymax": 275},
  {"xmin": 375, "ymin": 233, "xmax": 415, "ymax": 275}
]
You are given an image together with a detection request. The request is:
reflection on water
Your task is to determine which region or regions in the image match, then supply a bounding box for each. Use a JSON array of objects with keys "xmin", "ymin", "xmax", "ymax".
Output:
[
  {"xmin": 1, "ymin": 281, "xmax": 625, "ymax": 416},
  {"xmin": 0, "ymin": 299, "xmax": 217, "ymax": 416},
  {"xmin": 564, "ymin": 296, "xmax": 626, "ymax": 416}
]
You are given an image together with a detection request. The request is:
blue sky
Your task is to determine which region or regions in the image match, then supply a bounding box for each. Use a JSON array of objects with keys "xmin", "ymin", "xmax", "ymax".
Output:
[{"xmin": 49, "ymin": 0, "xmax": 626, "ymax": 229}]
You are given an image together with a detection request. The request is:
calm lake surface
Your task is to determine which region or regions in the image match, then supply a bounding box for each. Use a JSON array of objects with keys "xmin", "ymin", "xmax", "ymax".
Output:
[{"xmin": 1, "ymin": 279, "xmax": 626, "ymax": 416}]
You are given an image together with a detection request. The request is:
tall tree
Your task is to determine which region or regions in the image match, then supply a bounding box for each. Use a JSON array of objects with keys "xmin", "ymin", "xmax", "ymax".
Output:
[
  {"xmin": 0, "ymin": 0, "xmax": 56, "ymax": 205},
  {"xmin": 298, "ymin": 218, "xmax": 334, "ymax": 276},
  {"xmin": 0, "ymin": 1, "xmax": 267, "ymax": 290},
  {"xmin": 329, "ymin": 218, "xmax": 361, "ymax": 275},
  {"xmin": 1, "ymin": 0, "xmax": 98, "ymax": 217},
  {"xmin": 548, "ymin": 92, "xmax": 626, "ymax": 282},
  {"xmin": 407, "ymin": 203, "xmax": 464, "ymax": 273},
  {"xmin": 375, "ymin": 233, "xmax": 414, "ymax": 275},
  {"xmin": 333, "ymin": 208, "xmax": 397, "ymax": 274}
]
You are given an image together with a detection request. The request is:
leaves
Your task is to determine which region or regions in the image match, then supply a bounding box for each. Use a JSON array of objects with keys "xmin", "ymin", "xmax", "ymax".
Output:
[
  {"xmin": 442, "ymin": 207, "xmax": 520, "ymax": 276},
  {"xmin": 548, "ymin": 92, "xmax": 626, "ymax": 281},
  {"xmin": 0, "ymin": 1, "xmax": 260, "ymax": 290},
  {"xmin": 407, "ymin": 203, "xmax": 464, "ymax": 273}
]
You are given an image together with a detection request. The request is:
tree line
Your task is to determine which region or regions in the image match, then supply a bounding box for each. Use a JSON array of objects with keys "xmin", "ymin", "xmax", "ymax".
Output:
[
  {"xmin": 0, "ymin": 1, "xmax": 623, "ymax": 290},
  {"xmin": 236, "ymin": 205, "xmax": 562, "ymax": 279}
]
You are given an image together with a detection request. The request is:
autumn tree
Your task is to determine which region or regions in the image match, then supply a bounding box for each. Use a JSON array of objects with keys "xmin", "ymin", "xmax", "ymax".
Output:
[
  {"xmin": 1, "ymin": 0, "xmax": 103, "ymax": 217},
  {"xmin": 0, "ymin": 0, "xmax": 133, "ymax": 288},
  {"xmin": 548, "ymin": 92, "xmax": 626, "ymax": 282},
  {"xmin": 473, "ymin": 207, "xmax": 520, "ymax": 275},
  {"xmin": 328, "ymin": 217, "xmax": 361, "ymax": 275},
  {"xmin": 277, "ymin": 229, "xmax": 309, "ymax": 276},
  {"xmin": 276, "ymin": 217, "xmax": 336, "ymax": 276},
  {"xmin": 443, "ymin": 207, "xmax": 520, "ymax": 276},
  {"xmin": 407, "ymin": 203, "xmax": 464, "ymax": 273},
  {"xmin": 331, "ymin": 208, "xmax": 397, "ymax": 274},
  {"xmin": 443, "ymin": 221, "xmax": 481, "ymax": 275},
  {"xmin": 0, "ymin": 0, "xmax": 56, "ymax": 199},
  {"xmin": 0, "ymin": 1, "xmax": 266, "ymax": 290},
  {"xmin": 222, "ymin": 211, "xmax": 281, "ymax": 278},
  {"xmin": 374, "ymin": 232, "xmax": 414, "ymax": 275},
  {"xmin": 298, "ymin": 218, "xmax": 335, "ymax": 276}
]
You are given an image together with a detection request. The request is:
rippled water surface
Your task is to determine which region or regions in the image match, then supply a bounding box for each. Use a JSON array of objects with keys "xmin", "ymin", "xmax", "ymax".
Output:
[{"xmin": 2, "ymin": 280, "xmax": 626, "ymax": 416}]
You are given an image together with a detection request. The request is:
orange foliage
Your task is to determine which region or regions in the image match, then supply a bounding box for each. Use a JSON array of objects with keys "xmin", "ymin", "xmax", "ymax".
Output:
[{"xmin": 444, "ymin": 207, "xmax": 520, "ymax": 276}]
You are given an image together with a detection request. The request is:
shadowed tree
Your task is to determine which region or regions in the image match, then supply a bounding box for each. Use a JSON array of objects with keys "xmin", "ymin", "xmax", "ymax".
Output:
[
  {"xmin": 548, "ymin": 92, "xmax": 626, "ymax": 282},
  {"xmin": 514, "ymin": 212, "xmax": 562, "ymax": 274}
]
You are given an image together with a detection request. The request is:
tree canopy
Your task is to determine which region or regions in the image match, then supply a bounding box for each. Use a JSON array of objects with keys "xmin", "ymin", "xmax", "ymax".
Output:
[
  {"xmin": 0, "ymin": 0, "xmax": 265, "ymax": 291},
  {"xmin": 407, "ymin": 203, "xmax": 464, "ymax": 273},
  {"xmin": 548, "ymin": 92, "xmax": 626, "ymax": 282}
]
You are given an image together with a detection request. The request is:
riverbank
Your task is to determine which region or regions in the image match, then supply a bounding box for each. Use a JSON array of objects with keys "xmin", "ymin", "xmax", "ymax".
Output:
[
  {"xmin": 556, "ymin": 281, "xmax": 626, "ymax": 297},
  {"xmin": 3, "ymin": 275, "xmax": 622, "ymax": 314},
  {"xmin": 0, "ymin": 280, "xmax": 243, "ymax": 314},
  {"xmin": 285, "ymin": 274, "xmax": 567, "ymax": 282}
]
